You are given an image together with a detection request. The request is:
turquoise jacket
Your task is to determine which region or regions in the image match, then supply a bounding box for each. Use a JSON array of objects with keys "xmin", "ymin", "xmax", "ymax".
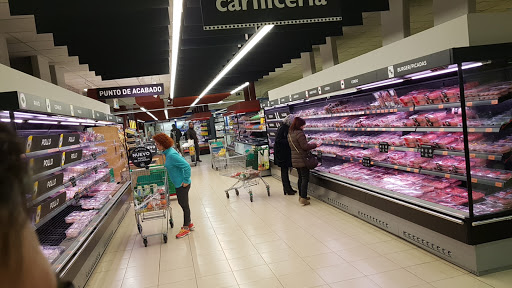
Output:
[{"xmin": 163, "ymin": 148, "xmax": 191, "ymax": 188}]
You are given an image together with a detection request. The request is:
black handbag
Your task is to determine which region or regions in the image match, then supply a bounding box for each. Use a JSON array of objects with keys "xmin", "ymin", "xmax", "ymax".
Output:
[{"xmin": 289, "ymin": 134, "xmax": 319, "ymax": 169}]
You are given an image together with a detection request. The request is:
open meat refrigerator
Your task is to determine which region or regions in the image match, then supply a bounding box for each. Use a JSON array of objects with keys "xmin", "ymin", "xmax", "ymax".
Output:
[
  {"xmin": 0, "ymin": 91, "xmax": 131, "ymax": 288},
  {"xmin": 263, "ymin": 43, "xmax": 512, "ymax": 275}
]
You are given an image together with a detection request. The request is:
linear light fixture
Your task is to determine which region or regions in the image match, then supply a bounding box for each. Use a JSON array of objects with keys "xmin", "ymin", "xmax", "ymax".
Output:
[
  {"xmin": 410, "ymin": 62, "xmax": 483, "ymax": 80},
  {"xmin": 140, "ymin": 107, "xmax": 158, "ymax": 121},
  {"xmin": 357, "ymin": 79, "xmax": 404, "ymax": 90},
  {"xmin": 231, "ymin": 82, "xmax": 249, "ymax": 94},
  {"xmin": 192, "ymin": 25, "xmax": 275, "ymax": 106},
  {"xmin": 164, "ymin": 109, "xmax": 169, "ymax": 119},
  {"xmin": 28, "ymin": 120, "xmax": 59, "ymax": 125},
  {"xmin": 170, "ymin": 0, "xmax": 184, "ymax": 100},
  {"xmin": 61, "ymin": 122, "xmax": 81, "ymax": 126}
]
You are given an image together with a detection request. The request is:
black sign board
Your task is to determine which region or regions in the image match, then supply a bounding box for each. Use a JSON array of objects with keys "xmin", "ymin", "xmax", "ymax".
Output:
[
  {"xmin": 379, "ymin": 142, "xmax": 390, "ymax": 153},
  {"xmin": 107, "ymin": 114, "xmax": 116, "ymax": 122},
  {"xmin": 97, "ymin": 83, "xmax": 165, "ymax": 99},
  {"xmin": 344, "ymin": 72, "xmax": 378, "ymax": 89},
  {"xmin": 307, "ymin": 87, "xmax": 321, "ymax": 98},
  {"xmin": 93, "ymin": 110, "xmax": 107, "ymax": 121},
  {"xmin": 362, "ymin": 157, "xmax": 373, "ymax": 167},
  {"xmin": 130, "ymin": 147, "xmax": 153, "ymax": 168},
  {"xmin": 420, "ymin": 145, "xmax": 434, "ymax": 158},
  {"xmin": 18, "ymin": 93, "xmax": 47, "ymax": 113},
  {"xmin": 321, "ymin": 81, "xmax": 342, "ymax": 94},
  {"xmin": 26, "ymin": 134, "xmax": 60, "ymax": 153},
  {"xmin": 73, "ymin": 106, "xmax": 94, "ymax": 119},
  {"xmin": 278, "ymin": 111, "xmax": 290, "ymax": 119},
  {"xmin": 63, "ymin": 150, "xmax": 83, "ymax": 166},
  {"xmin": 34, "ymin": 191, "xmax": 67, "ymax": 224},
  {"xmin": 268, "ymin": 122, "xmax": 278, "ymax": 129},
  {"xmin": 116, "ymin": 116, "xmax": 124, "ymax": 124},
  {"xmin": 199, "ymin": 0, "xmax": 343, "ymax": 30},
  {"xmin": 280, "ymin": 96, "xmax": 291, "ymax": 104},
  {"xmin": 269, "ymin": 99, "xmax": 279, "ymax": 106},
  {"xmin": 61, "ymin": 133, "xmax": 81, "ymax": 147},
  {"xmin": 31, "ymin": 153, "xmax": 62, "ymax": 175},
  {"xmin": 49, "ymin": 100, "xmax": 72, "ymax": 116},
  {"xmin": 33, "ymin": 173, "xmax": 64, "ymax": 200},
  {"xmin": 381, "ymin": 50, "xmax": 452, "ymax": 79},
  {"xmin": 266, "ymin": 113, "xmax": 277, "ymax": 120},
  {"xmin": 261, "ymin": 101, "xmax": 269, "ymax": 108},
  {"xmin": 291, "ymin": 91, "xmax": 307, "ymax": 101}
]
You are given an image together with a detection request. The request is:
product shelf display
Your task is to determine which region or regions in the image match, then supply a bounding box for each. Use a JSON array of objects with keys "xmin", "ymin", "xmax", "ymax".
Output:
[
  {"xmin": 0, "ymin": 91, "xmax": 131, "ymax": 287},
  {"xmin": 263, "ymin": 43, "xmax": 512, "ymax": 275}
]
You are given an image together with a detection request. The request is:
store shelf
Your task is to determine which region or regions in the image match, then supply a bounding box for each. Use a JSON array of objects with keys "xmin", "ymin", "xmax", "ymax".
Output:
[
  {"xmin": 241, "ymin": 120, "xmax": 263, "ymax": 123},
  {"xmin": 31, "ymin": 150, "xmax": 107, "ymax": 181},
  {"xmin": 246, "ymin": 129, "xmax": 267, "ymax": 132},
  {"xmin": 29, "ymin": 160, "xmax": 110, "ymax": 206},
  {"xmin": 305, "ymin": 125, "xmax": 507, "ymax": 133},
  {"xmin": 320, "ymin": 140, "xmax": 504, "ymax": 161},
  {"xmin": 33, "ymin": 173, "xmax": 111, "ymax": 230},
  {"xmin": 313, "ymin": 151, "xmax": 509, "ymax": 187},
  {"xmin": 24, "ymin": 140, "xmax": 106, "ymax": 158},
  {"xmin": 50, "ymin": 181, "xmax": 131, "ymax": 271}
]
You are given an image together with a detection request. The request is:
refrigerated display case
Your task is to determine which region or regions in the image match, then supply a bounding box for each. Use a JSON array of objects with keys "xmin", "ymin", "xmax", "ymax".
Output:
[
  {"xmin": 0, "ymin": 91, "xmax": 131, "ymax": 287},
  {"xmin": 263, "ymin": 43, "xmax": 512, "ymax": 275}
]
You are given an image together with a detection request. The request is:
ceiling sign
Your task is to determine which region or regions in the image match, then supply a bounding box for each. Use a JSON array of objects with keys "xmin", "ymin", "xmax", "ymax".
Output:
[
  {"xmin": 200, "ymin": 0, "xmax": 342, "ymax": 30},
  {"xmin": 97, "ymin": 83, "xmax": 164, "ymax": 99}
]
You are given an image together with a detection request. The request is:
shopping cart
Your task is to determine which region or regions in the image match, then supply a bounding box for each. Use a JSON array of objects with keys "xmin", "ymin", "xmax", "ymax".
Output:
[
  {"xmin": 219, "ymin": 153, "xmax": 270, "ymax": 202},
  {"xmin": 181, "ymin": 140, "xmax": 198, "ymax": 167},
  {"xmin": 131, "ymin": 166, "xmax": 174, "ymax": 247},
  {"xmin": 209, "ymin": 140, "xmax": 227, "ymax": 171}
]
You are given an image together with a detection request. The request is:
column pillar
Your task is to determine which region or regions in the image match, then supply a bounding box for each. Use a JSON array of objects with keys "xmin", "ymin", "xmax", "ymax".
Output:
[
  {"xmin": 49, "ymin": 65, "xmax": 66, "ymax": 87},
  {"xmin": 301, "ymin": 52, "xmax": 316, "ymax": 78},
  {"xmin": 433, "ymin": 0, "xmax": 476, "ymax": 26},
  {"xmin": 248, "ymin": 82, "xmax": 256, "ymax": 101},
  {"xmin": 381, "ymin": 0, "xmax": 410, "ymax": 46},
  {"xmin": 31, "ymin": 55, "xmax": 52, "ymax": 83},
  {"xmin": 0, "ymin": 35, "xmax": 10, "ymax": 67},
  {"xmin": 319, "ymin": 37, "xmax": 339, "ymax": 69}
]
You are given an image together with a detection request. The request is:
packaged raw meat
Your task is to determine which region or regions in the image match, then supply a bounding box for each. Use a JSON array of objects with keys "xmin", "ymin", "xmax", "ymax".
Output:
[
  {"xmin": 412, "ymin": 93, "xmax": 428, "ymax": 106},
  {"xmin": 399, "ymin": 95, "xmax": 414, "ymax": 107},
  {"xmin": 425, "ymin": 112, "xmax": 448, "ymax": 127},
  {"xmin": 441, "ymin": 88, "xmax": 460, "ymax": 103},
  {"xmin": 425, "ymin": 91, "xmax": 444, "ymax": 105}
]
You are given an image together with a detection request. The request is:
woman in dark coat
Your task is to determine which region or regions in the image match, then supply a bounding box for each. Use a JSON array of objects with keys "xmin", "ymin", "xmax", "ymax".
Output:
[
  {"xmin": 274, "ymin": 115, "xmax": 297, "ymax": 195},
  {"xmin": 288, "ymin": 117, "xmax": 318, "ymax": 205}
]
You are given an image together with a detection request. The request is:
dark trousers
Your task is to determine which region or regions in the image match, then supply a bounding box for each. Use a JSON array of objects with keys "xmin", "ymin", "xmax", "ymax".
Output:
[
  {"xmin": 176, "ymin": 184, "xmax": 191, "ymax": 227},
  {"xmin": 281, "ymin": 166, "xmax": 293, "ymax": 191},
  {"xmin": 297, "ymin": 167, "xmax": 310, "ymax": 199},
  {"xmin": 194, "ymin": 143, "xmax": 200, "ymax": 161}
]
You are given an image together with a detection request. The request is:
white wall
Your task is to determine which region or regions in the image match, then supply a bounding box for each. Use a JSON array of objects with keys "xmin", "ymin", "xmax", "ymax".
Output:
[
  {"xmin": 269, "ymin": 12, "xmax": 512, "ymax": 100},
  {"xmin": 0, "ymin": 63, "xmax": 111, "ymax": 114}
]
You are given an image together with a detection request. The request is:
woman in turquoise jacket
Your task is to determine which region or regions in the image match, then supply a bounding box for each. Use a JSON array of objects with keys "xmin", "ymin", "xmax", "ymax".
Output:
[{"xmin": 153, "ymin": 133, "xmax": 194, "ymax": 239}]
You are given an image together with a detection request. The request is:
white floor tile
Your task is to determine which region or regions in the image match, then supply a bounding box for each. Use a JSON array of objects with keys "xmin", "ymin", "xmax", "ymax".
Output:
[{"xmin": 85, "ymin": 158, "xmax": 512, "ymax": 288}]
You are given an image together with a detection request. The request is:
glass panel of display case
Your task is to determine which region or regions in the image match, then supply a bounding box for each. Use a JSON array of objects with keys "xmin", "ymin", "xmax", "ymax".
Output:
[{"xmin": 461, "ymin": 60, "xmax": 512, "ymax": 217}]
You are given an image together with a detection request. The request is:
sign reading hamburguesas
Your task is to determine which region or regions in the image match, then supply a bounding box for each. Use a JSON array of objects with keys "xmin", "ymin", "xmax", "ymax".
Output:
[
  {"xmin": 200, "ymin": 0, "xmax": 342, "ymax": 30},
  {"xmin": 97, "ymin": 83, "xmax": 164, "ymax": 99}
]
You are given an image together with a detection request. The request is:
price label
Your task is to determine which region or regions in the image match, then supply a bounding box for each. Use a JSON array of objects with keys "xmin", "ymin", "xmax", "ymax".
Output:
[
  {"xmin": 379, "ymin": 142, "xmax": 389, "ymax": 153},
  {"xmin": 362, "ymin": 157, "xmax": 372, "ymax": 167},
  {"xmin": 70, "ymin": 176, "xmax": 77, "ymax": 187},
  {"xmin": 420, "ymin": 145, "xmax": 434, "ymax": 158}
]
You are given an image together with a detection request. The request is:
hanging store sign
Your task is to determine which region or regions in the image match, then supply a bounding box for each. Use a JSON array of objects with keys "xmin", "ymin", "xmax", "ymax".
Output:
[
  {"xmin": 60, "ymin": 133, "xmax": 81, "ymax": 147},
  {"xmin": 97, "ymin": 84, "xmax": 165, "ymax": 99},
  {"xmin": 200, "ymin": 0, "xmax": 343, "ymax": 30}
]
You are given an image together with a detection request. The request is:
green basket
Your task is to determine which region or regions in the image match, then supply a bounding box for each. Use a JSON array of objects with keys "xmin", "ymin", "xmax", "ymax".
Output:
[
  {"xmin": 135, "ymin": 168, "xmax": 176, "ymax": 196},
  {"xmin": 246, "ymin": 151, "xmax": 258, "ymax": 170}
]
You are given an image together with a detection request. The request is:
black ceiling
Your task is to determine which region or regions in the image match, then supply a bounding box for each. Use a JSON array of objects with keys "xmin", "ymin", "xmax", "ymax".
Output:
[{"xmin": 9, "ymin": 0, "xmax": 389, "ymax": 98}]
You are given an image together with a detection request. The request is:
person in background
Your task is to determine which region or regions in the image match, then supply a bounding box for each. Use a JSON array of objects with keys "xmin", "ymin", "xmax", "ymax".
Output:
[
  {"xmin": 185, "ymin": 122, "xmax": 201, "ymax": 162},
  {"xmin": 153, "ymin": 133, "xmax": 195, "ymax": 239},
  {"xmin": 170, "ymin": 124, "xmax": 183, "ymax": 154},
  {"xmin": 274, "ymin": 115, "xmax": 297, "ymax": 195},
  {"xmin": 288, "ymin": 117, "xmax": 318, "ymax": 206},
  {"xmin": 0, "ymin": 124, "xmax": 70, "ymax": 288}
]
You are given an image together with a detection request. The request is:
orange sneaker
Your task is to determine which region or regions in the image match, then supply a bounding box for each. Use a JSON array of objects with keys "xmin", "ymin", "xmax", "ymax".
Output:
[
  {"xmin": 188, "ymin": 223, "xmax": 195, "ymax": 231},
  {"xmin": 176, "ymin": 227, "xmax": 190, "ymax": 239}
]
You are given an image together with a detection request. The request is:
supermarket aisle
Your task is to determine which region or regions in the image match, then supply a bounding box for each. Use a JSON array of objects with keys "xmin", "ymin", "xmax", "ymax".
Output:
[{"xmin": 85, "ymin": 156, "xmax": 512, "ymax": 288}]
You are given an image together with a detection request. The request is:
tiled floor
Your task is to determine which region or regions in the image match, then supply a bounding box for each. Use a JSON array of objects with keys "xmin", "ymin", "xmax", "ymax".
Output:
[{"xmin": 86, "ymin": 156, "xmax": 512, "ymax": 288}]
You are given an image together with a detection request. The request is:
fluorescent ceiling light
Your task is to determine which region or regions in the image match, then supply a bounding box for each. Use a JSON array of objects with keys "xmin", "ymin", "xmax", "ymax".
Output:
[
  {"xmin": 28, "ymin": 120, "xmax": 59, "ymax": 124},
  {"xmin": 81, "ymin": 122, "xmax": 95, "ymax": 126},
  {"xmin": 140, "ymin": 107, "xmax": 158, "ymax": 121},
  {"xmin": 357, "ymin": 79, "xmax": 404, "ymax": 90},
  {"xmin": 191, "ymin": 98, "xmax": 200, "ymax": 107},
  {"xmin": 61, "ymin": 122, "xmax": 81, "ymax": 126},
  {"xmin": 0, "ymin": 119, "xmax": 22, "ymax": 123},
  {"xmin": 170, "ymin": 0, "xmax": 184, "ymax": 100},
  {"xmin": 197, "ymin": 25, "xmax": 274, "ymax": 100},
  {"xmin": 137, "ymin": 119, "xmax": 145, "ymax": 123},
  {"xmin": 84, "ymin": 88, "xmax": 88, "ymax": 91},
  {"xmin": 231, "ymin": 82, "xmax": 249, "ymax": 94},
  {"xmin": 164, "ymin": 109, "xmax": 169, "ymax": 119}
]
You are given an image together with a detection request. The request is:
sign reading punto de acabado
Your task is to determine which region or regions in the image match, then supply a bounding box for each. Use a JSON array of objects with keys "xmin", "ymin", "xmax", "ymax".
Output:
[
  {"xmin": 200, "ymin": 0, "xmax": 343, "ymax": 30},
  {"xmin": 97, "ymin": 83, "xmax": 164, "ymax": 99}
]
